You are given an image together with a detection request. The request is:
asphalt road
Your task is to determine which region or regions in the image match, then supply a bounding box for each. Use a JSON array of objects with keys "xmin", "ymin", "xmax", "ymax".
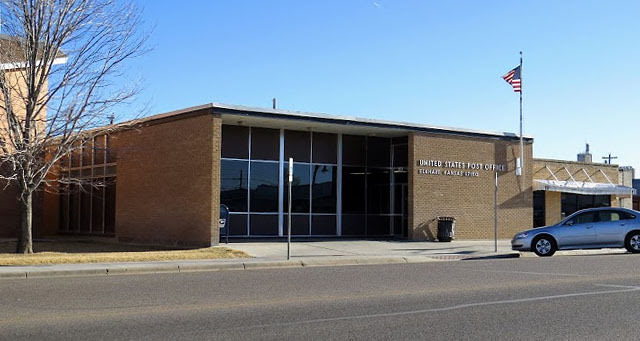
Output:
[{"xmin": 1, "ymin": 254, "xmax": 639, "ymax": 340}]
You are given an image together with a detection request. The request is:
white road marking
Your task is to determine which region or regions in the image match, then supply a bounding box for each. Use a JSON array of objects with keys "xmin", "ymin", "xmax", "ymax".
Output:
[
  {"xmin": 473, "ymin": 269, "xmax": 589, "ymax": 277},
  {"xmin": 238, "ymin": 284, "xmax": 640, "ymax": 330}
]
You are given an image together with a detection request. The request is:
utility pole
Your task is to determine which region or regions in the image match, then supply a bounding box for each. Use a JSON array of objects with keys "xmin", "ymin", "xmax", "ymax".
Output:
[
  {"xmin": 602, "ymin": 153, "xmax": 618, "ymax": 164},
  {"xmin": 287, "ymin": 157, "xmax": 293, "ymax": 260},
  {"xmin": 494, "ymin": 172, "xmax": 498, "ymax": 253}
]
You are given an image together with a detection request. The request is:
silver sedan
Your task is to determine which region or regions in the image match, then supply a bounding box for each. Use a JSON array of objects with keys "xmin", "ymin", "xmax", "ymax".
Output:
[{"xmin": 512, "ymin": 207, "xmax": 640, "ymax": 257}]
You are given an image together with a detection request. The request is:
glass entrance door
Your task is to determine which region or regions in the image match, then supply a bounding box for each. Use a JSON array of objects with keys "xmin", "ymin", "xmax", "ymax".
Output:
[
  {"xmin": 392, "ymin": 183, "xmax": 408, "ymax": 238},
  {"xmin": 392, "ymin": 167, "xmax": 408, "ymax": 239}
]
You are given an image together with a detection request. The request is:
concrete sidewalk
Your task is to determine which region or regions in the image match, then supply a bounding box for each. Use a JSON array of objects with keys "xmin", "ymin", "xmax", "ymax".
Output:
[
  {"xmin": 0, "ymin": 239, "xmax": 630, "ymax": 279},
  {"xmin": 227, "ymin": 239, "xmax": 517, "ymax": 260}
]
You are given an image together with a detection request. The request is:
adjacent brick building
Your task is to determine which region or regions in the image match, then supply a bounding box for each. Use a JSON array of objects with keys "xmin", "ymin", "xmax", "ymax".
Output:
[{"xmin": 532, "ymin": 158, "xmax": 634, "ymax": 227}]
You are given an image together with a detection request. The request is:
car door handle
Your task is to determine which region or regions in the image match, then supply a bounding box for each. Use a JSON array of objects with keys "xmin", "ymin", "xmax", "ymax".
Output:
[
  {"xmin": 586, "ymin": 225, "xmax": 593, "ymax": 229},
  {"xmin": 620, "ymin": 223, "xmax": 626, "ymax": 226}
]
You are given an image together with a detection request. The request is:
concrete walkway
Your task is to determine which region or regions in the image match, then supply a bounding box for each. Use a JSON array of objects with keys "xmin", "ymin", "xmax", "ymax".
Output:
[{"xmin": 227, "ymin": 239, "xmax": 515, "ymax": 260}]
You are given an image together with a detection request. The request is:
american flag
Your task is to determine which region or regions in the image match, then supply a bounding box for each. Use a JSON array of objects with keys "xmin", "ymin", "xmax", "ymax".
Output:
[{"xmin": 502, "ymin": 65, "xmax": 521, "ymax": 92}]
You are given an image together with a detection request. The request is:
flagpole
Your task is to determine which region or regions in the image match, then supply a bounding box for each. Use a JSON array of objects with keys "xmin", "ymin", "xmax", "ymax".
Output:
[{"xmin": 519, "ymin": 51, "xmax": 524, "ymax": 178}]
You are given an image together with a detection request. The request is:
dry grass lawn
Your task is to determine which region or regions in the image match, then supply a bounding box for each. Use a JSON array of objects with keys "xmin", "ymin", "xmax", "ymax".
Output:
[{"xmin": 0, "ymin": 238, "xmax": 249, "ymax": 266}]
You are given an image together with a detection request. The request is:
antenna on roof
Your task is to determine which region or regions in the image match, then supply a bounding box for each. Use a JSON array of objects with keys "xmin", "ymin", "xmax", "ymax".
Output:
[{"xmin": 272, "ymin": 98, "xmax": 277, "ymax": 109}]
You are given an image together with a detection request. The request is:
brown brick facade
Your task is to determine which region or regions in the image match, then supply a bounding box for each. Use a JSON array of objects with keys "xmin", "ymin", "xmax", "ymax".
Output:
[
  {"xmin": 0, "ymin": 183, "xmax": 20, "ymax": 238},
  {"xmin": 0, "ymin": 68, "xmax": 47, "ymax": 239},
  {"xmin": 544, "ymin": 191, "xmax": 562, "ymax": 225},
  {"xmin": 408, "ymin": 132, "xmax": 533, "ymax": 240},
  {"xmin": 113, "ymin": 112, "xmax": 221, "ymax": 246}
]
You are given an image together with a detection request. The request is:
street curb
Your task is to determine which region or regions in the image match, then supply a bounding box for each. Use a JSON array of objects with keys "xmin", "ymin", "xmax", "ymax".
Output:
[
  {"xmin": 0, "ymin": 252, "xmax": 519, "ymax": 280},
  {"xmin": 27, "ymin": 268, "xmax": 108, "ymax": 278},
  {"xmin": 461, "ymin": 253, "xmax": 521, "ymax": 261},
  {"xmin": 0, "ymin": 271, "xmax": 27, "ymax": 279},
  {"xmin": 178, "ymin": 262, "xmax": 245, "ymax": 272},
  {"xmin": 106, "ymin": 264, "xmax": 180, "ymax": 275},
  {"xmin": 242, "ymin": 260, "xmax": 304, "ymax": 270}
]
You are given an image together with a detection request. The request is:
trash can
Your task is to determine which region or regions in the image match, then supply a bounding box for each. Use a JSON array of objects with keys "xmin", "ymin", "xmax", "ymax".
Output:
[{"xmin": 437, "ymin": 217, "xmax": 456, "ymax": 242}]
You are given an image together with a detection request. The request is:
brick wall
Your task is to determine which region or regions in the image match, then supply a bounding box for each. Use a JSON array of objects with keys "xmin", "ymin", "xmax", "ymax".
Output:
[
  {"xmin": 0, "ymin": 183, "xmax": 20, "ymax": 238},
  {"xmin": 408, "ymin": 132, "xmax": 533, "ymax": 240},
  {"xmin": 113, "ymin": 111, "xmax": 221, "ymax": 246},
  {"xmin": 0, "ymin": 69, "xmax": 48, "ymax": 238},
  {"xmin": 544, "ymin": 191, "xmax": 562, "ymax": 225}
]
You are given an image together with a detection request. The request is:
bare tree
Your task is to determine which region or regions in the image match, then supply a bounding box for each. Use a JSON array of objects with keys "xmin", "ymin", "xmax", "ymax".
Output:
[{"xmin": 0, "ymin": 0, "xmax": 147, "ymax": 253}]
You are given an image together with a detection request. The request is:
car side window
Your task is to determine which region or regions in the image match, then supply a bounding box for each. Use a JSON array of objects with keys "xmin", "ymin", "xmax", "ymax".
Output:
[
  {"xmin": 573, "ymin": 212, "xmax": 599, "ymax": 224},
  {"xmin": 598, "ymin": 211, "xmax": 618, "ymax": 222},
  {"xmin": 600, "ymin": 210, "xmax": 635, "ymax": 222},
  {"xmin": 610, "ymin": 212, "xmax": 620, "ymax": 221},
  {"xmin": 621, "ymin": 212, "xmax": 636, "ymax": 220}
]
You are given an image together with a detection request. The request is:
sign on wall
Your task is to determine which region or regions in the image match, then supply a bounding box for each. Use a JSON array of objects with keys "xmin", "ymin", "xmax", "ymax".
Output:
[{"xmin": 417, "ymin": 159, "xmax": 506, "ymax": 177}]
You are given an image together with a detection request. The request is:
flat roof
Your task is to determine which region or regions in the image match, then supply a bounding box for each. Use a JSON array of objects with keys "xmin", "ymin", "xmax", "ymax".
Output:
[
  {"xmin": 117, "ymin": 102, "xmax": 534, "ymax": 142},
  {"xmin": 211, "ymin": 103, "xmax": 533, "ymax": 142},
  {"xmin": 533, "ymin": 157, "xmax": 619, "ymax": 168}
]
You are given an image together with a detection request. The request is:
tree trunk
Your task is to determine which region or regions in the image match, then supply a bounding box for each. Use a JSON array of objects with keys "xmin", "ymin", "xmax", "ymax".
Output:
[{"xmin": 16, "ymin": 192, "xmax": 33, "ymax": 254}]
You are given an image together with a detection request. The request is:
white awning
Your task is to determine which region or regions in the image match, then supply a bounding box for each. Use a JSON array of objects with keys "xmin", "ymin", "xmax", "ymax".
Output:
[{"xmin": 534, "ymin": 179, "xmax": 636, "ymax": 196}]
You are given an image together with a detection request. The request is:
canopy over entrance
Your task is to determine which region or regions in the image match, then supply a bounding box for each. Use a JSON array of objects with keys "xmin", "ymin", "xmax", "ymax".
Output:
[{"xmin": 534, "ymin": 179, "xmax": 636, "ymax": 196}]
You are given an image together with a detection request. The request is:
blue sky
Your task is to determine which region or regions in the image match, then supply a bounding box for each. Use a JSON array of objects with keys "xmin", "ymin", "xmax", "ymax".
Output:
[{"xmin": 127, "ymin": 1, "xmax": 640, "ymax": 170}]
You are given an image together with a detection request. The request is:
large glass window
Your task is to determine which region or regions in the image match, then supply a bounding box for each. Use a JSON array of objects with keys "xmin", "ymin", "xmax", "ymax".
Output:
[
  {"xmin": 533, "ymin": 191, "xmax": 545, "ymax": 227},
  {"xmin": 367, "ymin": 168, "xmax": 390, "ymax": 214},
  {"xmin": 312, "ymin": 215, "xmax": 336, "ymax": 235},
  {"xmin": 594, "ymin": 195, "xmax": 611, "ymax": 208},
  {"xmin": 367, "ymin": 137, "xmax": 390, "ymax": 167},
  {"xmin": 285, "ymin": 214, "xmax": 310, "ymax": 235},
  {"xmin": 104, "ymin": 178, "xmax": 116, "ymax": 234},
  {"xmin": 342, "ymin": 135, "xmax": 366, "ymax": 166},
  {"xmin": 342, "ymin": 167, "xmax": 365, "ymax": 214},
  {"xmin": 251, "ymin": 128, "xmax": 279, "ymax": 161},
  {"xmin": 92, "ymin": 183, "xmax": 104, "ymax": 233},
  {"xmin": 561, "ymin": 193, "xmax": 611, "ymax": 218},
  {"xmin": 367, "ymin": 215, "xmax": 390, "ymax": 236},
  {"xmin": 250, "ymin": 162, "xmax": 279, "ymax": 212},
  {"xmin": 392, "ymin": 139, "xmax": 407, "ymax": 168},
  {"xmin": 285, "ymin": 130, "xmax": 310, "ymax": 163},
  {"xmin": 342, "ymin": 214, "xmax": 365, "ymax": 236},
  {"xmin": 222, "ymin": 125, "xmax": 249, "ymax": 159},
  {"xmin": 58, "ymin": 137, "xmax": 116, "ymax": 236},
  {"xmin": 312, "ymin": 133, "xmax": 337, "ymax": 164},
  {"xmin": 228, "ymin": 214, "xmax": 248, "ymax": 236},
  {"xmin": 250, "ymin": 214, "xmax": 279, "ymax": 235},
  {"xmin": 284, "ymin": 163, "xmax": 310, "ymax": 213},
  {"xmin": 220, "ymin": 124, "xmax": 400, "ymax": 238},
  {"xmin": 392, "ymin": 170, "xmax": 408, "ymax": 214},
  {"xmin": 220, "ymin": 160, "xmax": 248, "ymax": 212},
  {"xmin": 311, "ymin": 165, "xmax": 337, "ymax": 213},
  {"xmin": 94, "ymin": 136, "xmax": 106, "ymax": 164}
]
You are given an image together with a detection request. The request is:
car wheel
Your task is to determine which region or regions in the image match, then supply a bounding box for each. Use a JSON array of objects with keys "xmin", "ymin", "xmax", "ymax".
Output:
[
  {"xmin": 533, "ymin": 236, "xmax": 556, "ymax": 257},
  {"xmin": 625, "ymin": 232, "xmax": 640, "ymax": 253}
]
